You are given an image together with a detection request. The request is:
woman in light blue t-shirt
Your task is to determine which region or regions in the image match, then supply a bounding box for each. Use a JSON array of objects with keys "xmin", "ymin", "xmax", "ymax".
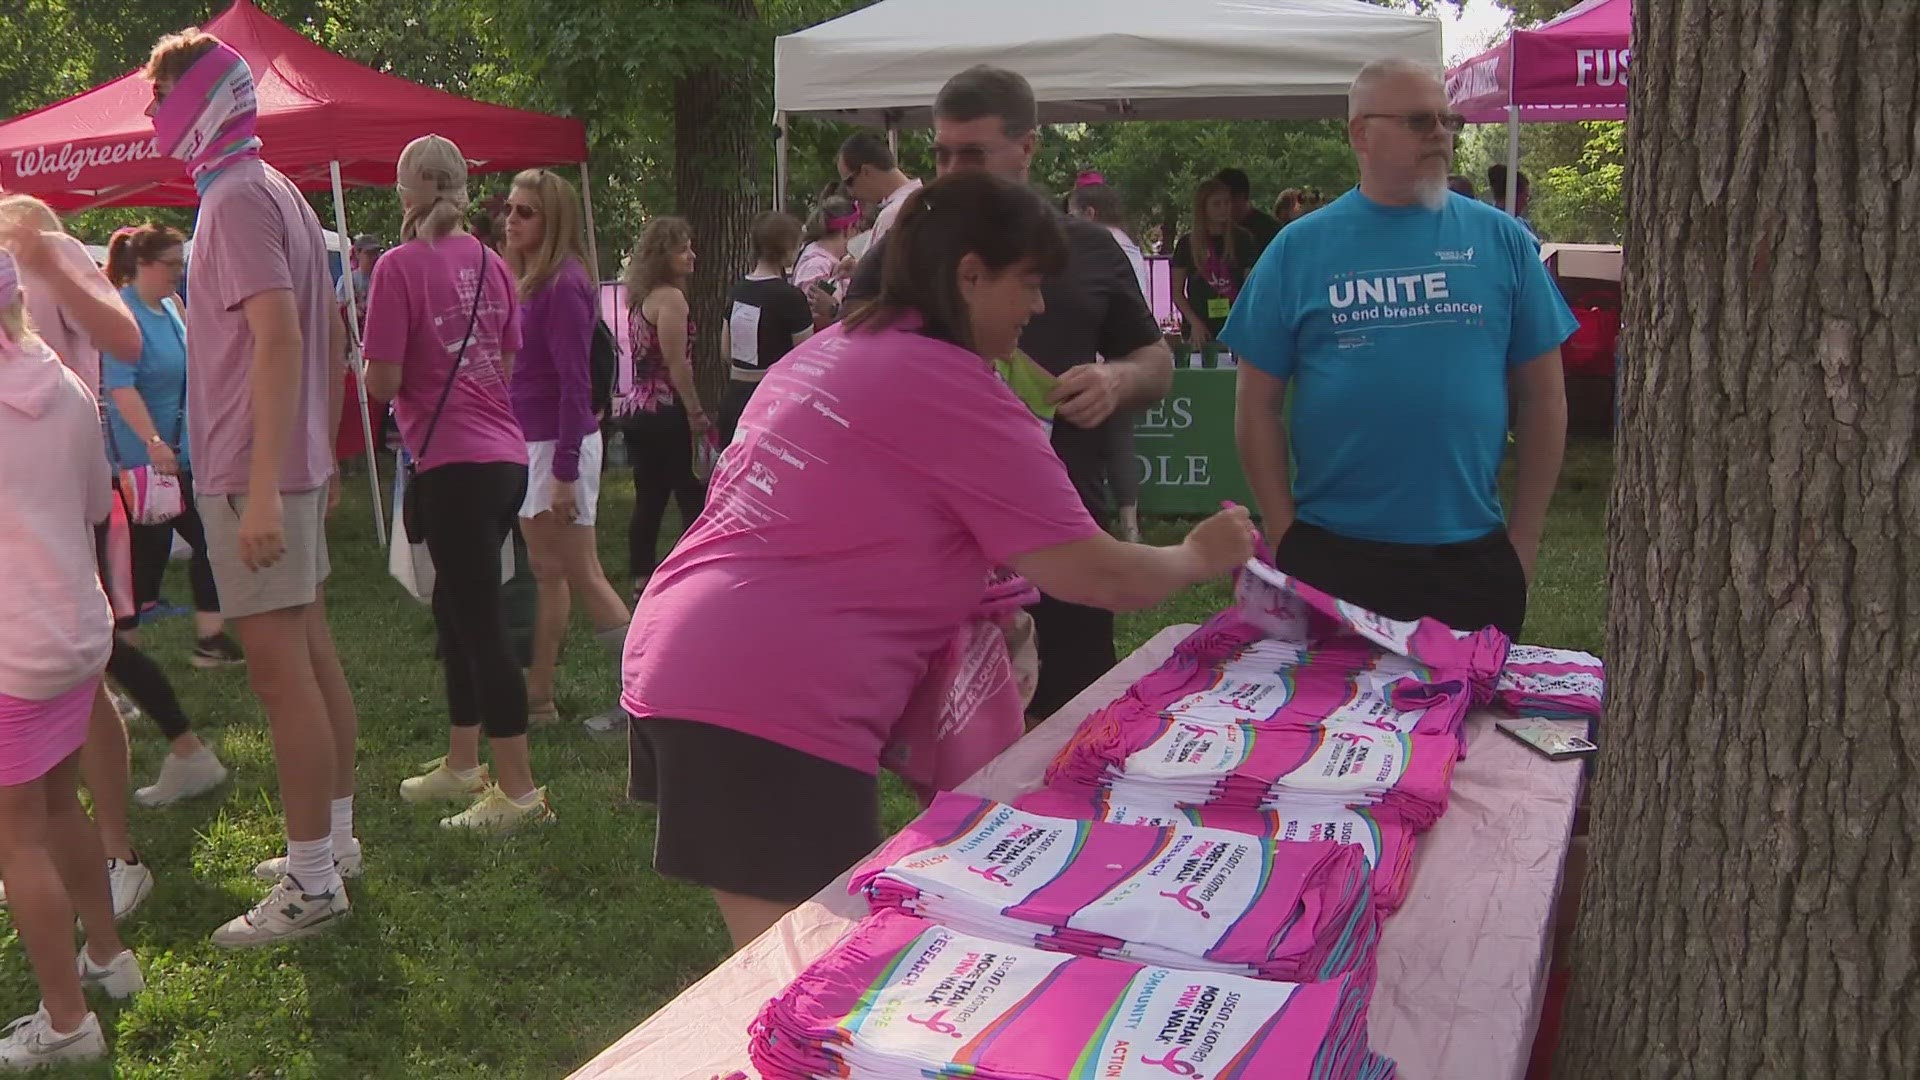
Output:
[{"xmin": 101, "ymin": 225, "xmax": 240, "ymax": 683}]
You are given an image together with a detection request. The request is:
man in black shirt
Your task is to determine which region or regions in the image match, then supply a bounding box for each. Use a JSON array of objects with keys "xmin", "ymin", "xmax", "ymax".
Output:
[
  {"xmin": 841, "ymin": 64, "xmax": 1173, "ymax": 721},
  {"xmin": 1217, "ymin": 167, "xmax": 1283, "ymax": 256}
]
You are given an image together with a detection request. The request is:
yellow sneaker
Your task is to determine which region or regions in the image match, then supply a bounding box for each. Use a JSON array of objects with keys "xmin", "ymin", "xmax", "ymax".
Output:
[
  {"xmin": 440, "ymin": 786, "xmax": 555, "ymax": 832},
  {"xmin": 398, "ymin": 758, "xmax": 490, "ymax": 804}
]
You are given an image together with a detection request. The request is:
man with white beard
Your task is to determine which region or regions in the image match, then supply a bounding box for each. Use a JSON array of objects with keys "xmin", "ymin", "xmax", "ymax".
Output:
[{"xmin": 1221, "ymin": 59, "xmax": 1574, "ymax": 637}]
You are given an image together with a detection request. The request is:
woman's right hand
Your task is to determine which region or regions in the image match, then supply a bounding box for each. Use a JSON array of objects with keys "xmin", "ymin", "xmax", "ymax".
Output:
[
  {"xmin": 1180, "ymin": 505, "xmax": 1256, "ymax": 580},
  {"xmin": 148, "ymin": 442, "xmax": 179, "ymax": 476},
  {"xmin": 550, "ymin": 479, "xmax": 579, "ymax": 524},
  {"xmin": 1186, "ymin": 323, "xmax": 1212, "ymax": 349},
  {"xmin": 688, "ymin": 410, "xmax": 712, "ymax": 439}
]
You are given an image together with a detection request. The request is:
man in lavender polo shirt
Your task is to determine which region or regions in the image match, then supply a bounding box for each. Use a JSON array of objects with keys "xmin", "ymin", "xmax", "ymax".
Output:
[{"xmin": 144, "ymin": 29, "xmax": 361, "ymax": 949}]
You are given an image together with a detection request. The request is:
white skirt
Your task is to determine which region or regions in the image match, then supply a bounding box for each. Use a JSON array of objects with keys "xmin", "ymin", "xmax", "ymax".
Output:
[{"xmin": 520, "ymin": 429, "xmax": 604, "ymax": 525}]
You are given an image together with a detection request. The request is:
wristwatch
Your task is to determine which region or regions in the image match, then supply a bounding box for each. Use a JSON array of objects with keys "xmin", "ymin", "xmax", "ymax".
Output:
[{"xmin": 146, "ymin": 434, "xmax": 166, "ymax": 448}]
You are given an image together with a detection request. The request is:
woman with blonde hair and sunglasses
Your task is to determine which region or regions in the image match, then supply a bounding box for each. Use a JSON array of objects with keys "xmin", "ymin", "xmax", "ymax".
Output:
[
  {"xmin": 501, "ymin": 169, "xmax": 630, "ymax": 729},
  {"xmin": 362, "ymin": 136, "xmax": 552, "ymax": 830}
]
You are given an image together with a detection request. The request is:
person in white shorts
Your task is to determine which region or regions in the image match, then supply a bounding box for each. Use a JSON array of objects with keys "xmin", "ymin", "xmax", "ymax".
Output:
[
  {"xmin": 143, "ymin": 29, "xmax": 361, "ymax": 948},
  {"xmin": 500, "ymin": 169, "xmax": 631, "ymax": 729}
]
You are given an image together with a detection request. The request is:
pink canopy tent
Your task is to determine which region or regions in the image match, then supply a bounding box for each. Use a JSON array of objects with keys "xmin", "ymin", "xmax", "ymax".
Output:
[
  {"xmin": 0, "ymin": 0, "xmax": 591, "ymax": 544},
  {"xmin": 1445, "ymin": 0, "xmax": 1630, "ymax": 209}
]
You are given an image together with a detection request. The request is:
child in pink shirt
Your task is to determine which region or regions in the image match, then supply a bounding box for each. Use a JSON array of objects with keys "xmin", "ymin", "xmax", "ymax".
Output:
[
  {"xmin": 621, "ymin": 173, "xmax": 1255, "ymax": 951},
  {"xmin": 0, "ymin": 249, "xmax": 143, "ymax": 1069}
]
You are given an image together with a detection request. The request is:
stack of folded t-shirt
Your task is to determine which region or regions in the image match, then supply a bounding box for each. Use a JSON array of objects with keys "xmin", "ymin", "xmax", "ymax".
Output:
[
  {"xmin": 1496, "ymin": 645, "xmax": 1605, "ymax": 723},
  {"xmin": 850, "ymin": 794, "xmax": 1378, "ymax": 983},
  {"xmin": 1015, "ymin": 783, "xmax": 1421, "ymax": 914},
  {"xmin": 748, "ymin": 909, "xmax": 1387, "ymax": 1080}
]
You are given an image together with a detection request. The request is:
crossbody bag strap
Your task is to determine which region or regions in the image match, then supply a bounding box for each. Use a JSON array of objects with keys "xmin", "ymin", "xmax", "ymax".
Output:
[{"xmin": 414, "ymin": 244, "xmax": 490, "ymax": 465}]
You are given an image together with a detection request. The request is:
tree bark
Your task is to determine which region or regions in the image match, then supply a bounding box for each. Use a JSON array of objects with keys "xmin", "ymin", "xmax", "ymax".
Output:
[
  {"xmin": 672, "ymin": 0, "xmax": 764, "ymax": 409},
  {"xmin": 1556, "ymin": 2, "xmax": 1918, "ymax": 1078}
]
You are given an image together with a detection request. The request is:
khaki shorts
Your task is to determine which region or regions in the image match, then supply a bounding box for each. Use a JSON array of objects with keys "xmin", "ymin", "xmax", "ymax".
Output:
[{"xmin": 202, "ymin": 486, "xmax": 332, "ymax": 620}]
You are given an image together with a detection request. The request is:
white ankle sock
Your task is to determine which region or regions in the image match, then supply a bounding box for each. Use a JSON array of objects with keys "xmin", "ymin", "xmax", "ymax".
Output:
[
  {"xmin": 285, "ymin": 836, "xmax": 334, "ymax": 890},
  {"xmin": 329, "ymin": 797, "xmax": 355, "ymax": 853},
  {"xmin": 507, "ymin": 786, "xmax": 543, "ymax": 808}
]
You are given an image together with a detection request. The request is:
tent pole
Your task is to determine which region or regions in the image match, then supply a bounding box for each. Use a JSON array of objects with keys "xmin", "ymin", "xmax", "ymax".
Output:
[
  {"xmin": 775, "ymin": 110, "xmax": 789, "ymax": 211},
  {"xmin": 328, "ymin": 160, "xmax": 386, "ymax": 548},
  {"xmin": 1505, "ymin": 106, "xmax": 1521, "ymax": 213},
  {"xmin": 579, "ymin": 160, "xmax": 603, "ymax": 281}
]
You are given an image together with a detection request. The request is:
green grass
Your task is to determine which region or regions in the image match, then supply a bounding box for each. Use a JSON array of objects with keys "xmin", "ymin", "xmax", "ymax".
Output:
[{"xmin": 4, "ymin": 441, "xmax": 1611, "ymax": 1078}]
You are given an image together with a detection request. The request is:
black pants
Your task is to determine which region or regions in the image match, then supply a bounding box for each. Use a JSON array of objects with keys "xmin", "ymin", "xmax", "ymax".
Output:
[
  {"xmin": 1027, "ymin": 593, "xmax": 1118, "ymax": 722},
  {"xmin": 415, "ymin": 461, "xmax": 530, "ymax": 739},
  {"xmin": 119, "ymin": 471, "xmax": 219, "ymax": 632},
  {"xmin": 717, "ymin": 378, "xmax": 760, "ymax": 450},
  {"xmin": 622, "ymin": 406, "xmax": 706, "ymax": 584},
  {"xmin": 1273, "ymin": 522, "xmax": 1529, "ymax": 637},
  {"xmin": 92, "ymin": 523, "xmax": 193, "ymax": 741}
]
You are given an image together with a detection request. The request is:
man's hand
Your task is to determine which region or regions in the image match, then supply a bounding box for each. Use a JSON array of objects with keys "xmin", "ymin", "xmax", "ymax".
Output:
[
  {"xmin": 806, "ymin": 285, "xmax": 838, "ymax": 324},
  {"xmin": 1510, "ymin": 530, "xmax": 1541, "ymax": 585},
  {"xmin": 1048, "ymin": 364, "xmax": 1123, "ymax": 428},
  {"xmin": 239, "ymin": 489, "xmax": 286, "ymax": 571},
  {"xmin": 326, "ymin": 472, "xmax": 341, "ymax": 517},
  {"xmin": 550, "ymin": 479, "xmax": 579, "ymax": 525}
]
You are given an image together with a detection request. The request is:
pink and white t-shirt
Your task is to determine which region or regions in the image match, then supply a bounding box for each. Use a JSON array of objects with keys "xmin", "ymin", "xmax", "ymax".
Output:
[
  {"xmin": 185, "ymin": 159, "xmax": 338, "ymax": 496},
  {"xmin": 361, "ymin": 234, "xmax": 526, "ymax": 470},
  {"xmin": 620, "ymin": 321, "xmax": 1104, "ymax": 774}
]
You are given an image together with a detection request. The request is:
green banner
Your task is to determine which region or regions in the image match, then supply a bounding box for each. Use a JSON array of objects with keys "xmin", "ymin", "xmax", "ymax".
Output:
[{"xmin": 1130, "ymin": 359, "xmax": 1253, "ymax": 516}]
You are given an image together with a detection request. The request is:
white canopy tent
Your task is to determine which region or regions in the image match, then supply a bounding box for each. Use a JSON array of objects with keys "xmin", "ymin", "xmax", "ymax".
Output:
[{"xmin": 772, "ymin": 0, "xmax": 1444, "ymax": 203}]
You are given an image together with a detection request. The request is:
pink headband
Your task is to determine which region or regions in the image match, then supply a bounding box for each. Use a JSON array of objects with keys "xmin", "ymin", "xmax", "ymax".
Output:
[
  {"xmin": 1075, "ymin": 170, "xmax": 1106, "ymax": 188},
  {"xmin": 825, "ymin": 208, "xmax": 861, "ymax": 232},
  {"xmin": 151, "ymin": 42, "xmax": 257, "ymax": 171}
]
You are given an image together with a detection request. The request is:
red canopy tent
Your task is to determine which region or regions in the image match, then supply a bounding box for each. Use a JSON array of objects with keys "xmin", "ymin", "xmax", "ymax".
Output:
[
  {"xmin": 1444, "ymin": 0, "xmax": 1630, "ymax": 208},
  {"xmin": 0, "ymin": 0, "xmax": 593, "ymax": 544}
]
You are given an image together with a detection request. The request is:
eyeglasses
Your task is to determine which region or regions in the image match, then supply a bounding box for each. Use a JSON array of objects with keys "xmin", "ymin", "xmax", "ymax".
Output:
[
  {"xmin": 1362, "ymin": 111, "xmax": 1467, "ymax": 135},
  {"xmin": 149, "ymin": 257, "xmax": 185, "ymax": 269},
  {"xmin": 507, "ymin": 203, "xmax": 539, "ymax": 221}
]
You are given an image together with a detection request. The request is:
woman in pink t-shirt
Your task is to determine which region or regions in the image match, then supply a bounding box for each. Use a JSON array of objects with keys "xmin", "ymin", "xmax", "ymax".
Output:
[
  {"xmin": 363, "ymin": 136, "xmax": 552, "ymax": 833},
  {"xmin": 620, "ymin": 174, "xmax": 1254, "ymax": 950},
  {"xmin": 0, "ymin": 249, "xmax": 143, "ymax": 1067}
]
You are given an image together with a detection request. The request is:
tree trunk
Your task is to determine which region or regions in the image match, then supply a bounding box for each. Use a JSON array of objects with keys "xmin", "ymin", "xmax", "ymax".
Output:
[
  {"xmin": 672, "ymin": 0, "xmax": 764, "ymax": 410},
  {"xmin": 1556, "ymin": 2, "xmax": 1918, "ymax": 1078}
]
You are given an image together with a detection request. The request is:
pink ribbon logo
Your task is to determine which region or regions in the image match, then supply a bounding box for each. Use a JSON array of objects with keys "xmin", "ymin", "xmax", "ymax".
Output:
[
  {"xmin": 967, "ymin": 864, "xmax": 1013, "ymax": 886},
  {"xmin": 907, "ymin": 1010, "xmax": 964, "ymax": 1038},
  {"xmin": 1142, "ymin": 1046, "xmax": 1202, "ymax": 1076},
  {"xmin": 1158, "ymin": 883, "xmax": 1212, "ymax": 919}
]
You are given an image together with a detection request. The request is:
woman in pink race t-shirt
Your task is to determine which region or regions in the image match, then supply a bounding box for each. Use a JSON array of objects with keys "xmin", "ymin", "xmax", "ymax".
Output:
[
  {"xmin": 0, "ymin": 249, "xmax": 143, "ymax": 1069},
  {"xmin": 362, "ymin": 136, "xmax": 553, "ymax": 834},
  {"xmin": 620, "ymin": 173, "xmax": 1255, "ymax": 951}
]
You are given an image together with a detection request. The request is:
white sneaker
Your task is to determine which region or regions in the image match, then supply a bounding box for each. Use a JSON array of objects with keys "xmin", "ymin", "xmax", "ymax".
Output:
[
  {"xmin": 108, "ymin": 856, "xmax": 154, "ymax": 922},
  {"xmin": 77, "ymin": 947, "xmax": 145, "ymax": 1000},
  {"xmin": 254, "ymin": 842, "xmax": 363, "ymax": 883},
  {"xmin": 582, "ymin": 707, "xmax": 629, "ymax": 737},
  {"xmin": 210, "ymin": 875, "xmax": 349, "ymax": 949},
  {"xmin": 135, "ymin": 747, "xmax": 228, "ymax": 807},
  {"xmin": 0, "ymin": 1006, "xmax": 105, "ymax": 1069}
]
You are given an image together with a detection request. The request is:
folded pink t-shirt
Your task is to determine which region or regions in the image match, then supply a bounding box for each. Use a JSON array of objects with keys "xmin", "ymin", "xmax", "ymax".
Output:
[
  {"xmin": 620, "ymin": 322, "xmax": 1103, "ymax": 774},
  {"xmin": 362, "ymin": 234, "xmax": 526, "ymax": 470}
]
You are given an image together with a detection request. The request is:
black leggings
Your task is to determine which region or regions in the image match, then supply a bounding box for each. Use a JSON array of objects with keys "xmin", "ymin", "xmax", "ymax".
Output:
[
  {"xmin": 622, "ymin": 406, "xmax": 706, "ymax": 584},
  {"xmin": 121, "ymin": 471, "xmax": 219, "ymax": 632},
  {"xmin": 92, "ymin": 522, "xmax": 194, "ymax": 741},
  {"xmin": 415, "ymin": 461, "xmax": 530, "ymax": 739}
]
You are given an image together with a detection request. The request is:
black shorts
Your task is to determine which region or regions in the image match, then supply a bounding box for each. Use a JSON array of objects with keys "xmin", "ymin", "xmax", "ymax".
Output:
[
  {"xmin": 630, "ymin": 717, "xmax": 881, "ymax": 903},
  {"xmin": 1026, "ymin": 593, "xmax": 1117, "ymax": 722},
  {"xmin": 1273, "ymin": 522, "xmax": 1528, "ymax": 637}
]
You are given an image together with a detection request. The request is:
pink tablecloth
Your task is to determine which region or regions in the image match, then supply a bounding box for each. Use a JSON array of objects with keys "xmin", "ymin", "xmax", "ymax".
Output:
[{"xmin": 568, "ymin": 625, "xmax": 1586, "ymax": 1080}]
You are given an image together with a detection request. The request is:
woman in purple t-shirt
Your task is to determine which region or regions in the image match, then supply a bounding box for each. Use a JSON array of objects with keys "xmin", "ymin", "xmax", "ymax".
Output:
[
  {"xmin": 621, "ymin": 174, "xmax": 1255, "ymax": 950},
  {"xmin": 363, "ymin": 136, "xmax": 553, "ymax": 832},
  {"xmin": 501, "ymin": 169, "xmax": 631, "ymax": 728}
]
